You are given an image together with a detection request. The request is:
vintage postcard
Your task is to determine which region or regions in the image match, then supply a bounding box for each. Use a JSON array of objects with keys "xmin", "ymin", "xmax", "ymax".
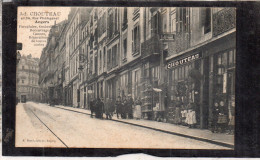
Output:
[{"xmin": 15, "ymin": 6, "xmax": 235, "ymax": 149}]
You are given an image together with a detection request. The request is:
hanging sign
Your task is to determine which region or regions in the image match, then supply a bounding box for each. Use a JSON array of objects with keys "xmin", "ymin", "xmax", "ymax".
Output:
[
  {"xmin": 166, "ymin": 52, "xmax": 202, "ymax": 69},
  {"xmin": 160, "ymin": 33, "xmax": 175, "ymax": 41}
]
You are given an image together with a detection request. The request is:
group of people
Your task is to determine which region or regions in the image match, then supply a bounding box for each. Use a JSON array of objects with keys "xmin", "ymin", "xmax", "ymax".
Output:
[
  {"xmin": 211, "ymin": 100, "xmax": 235, "ymax": 134},
  {"xmin": 89, "ymin": 95, "xmax": 142, "ymax": 120},
  {"xmin": 172, "ymin": 101, "xmax": 198, "ymax": 128}
]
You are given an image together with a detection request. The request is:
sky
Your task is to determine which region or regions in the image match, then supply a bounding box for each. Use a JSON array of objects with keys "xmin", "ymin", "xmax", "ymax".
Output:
[{"xmin": 17, "ymin": 7, "xmax": 71, "ymax": 58}]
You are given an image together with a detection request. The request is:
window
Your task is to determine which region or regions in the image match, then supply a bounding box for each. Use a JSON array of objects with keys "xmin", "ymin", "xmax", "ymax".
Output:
[
  {"xmin": 176, "ymin": 8, "xmax": 189, "ymax": 33},
  {"xmin": 112, "ymin": 45, "xmax": 118, "ymax": 67},
  {"xmin": 107, "ymin": 49, "xmax": 111, "ymax": 70},
  {"xmin": 201, "ymin": 8, "xmax": 211, "ymax": 34},
  {"xmin": 123, "ymin": 7, "xmax": 128, "ymax": 27},
  {"xmin": 103, "ymin": 47, "xmax": 106, "ymax": 68},
  {"xmin": 22, "ymin": 80, "xmax": 24, "ymax": 84},
  {"xmin": 123, "ymin": 38, "xmax": 127, "ymax": 59},
  {"xmin": 151, "ymin": 12, "xmax": 160, "ymax": 35},
  {"xmin": 99, "ymin": 51, "xmax": 102, "ymax": 70},
  {"xmin": 22, "ymin": 66, "xmax": 24, "ymax": 69},
  {"xmin": 108, "ymin": 12, "xmax": 114, "ymax": 39},
  {"xmin": 132, "ymin": 25, "xmax": 140, "ymax": 54}
]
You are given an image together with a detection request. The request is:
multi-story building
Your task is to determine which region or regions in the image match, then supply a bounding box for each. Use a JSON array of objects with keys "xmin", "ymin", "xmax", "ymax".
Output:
[
  {"xmin": 17, "ymin": 54, "xmax": 41, "ymax": 102},
  {"xmin": 39, "ymin": 20, "xmax": 67, "ymax": 103},
  {"xmin": 66, "ymin": 8, "xmax": 92, "ymax": 107},
  {"xmin": 39, "ymin": 7, "xmax": 236, "ymax": 129}
]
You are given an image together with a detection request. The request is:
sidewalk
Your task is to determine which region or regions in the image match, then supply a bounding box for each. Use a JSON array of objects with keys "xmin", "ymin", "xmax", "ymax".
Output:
[{"xmin": 55, "ymin": 105, "xmax": 234, "ymax": 148}]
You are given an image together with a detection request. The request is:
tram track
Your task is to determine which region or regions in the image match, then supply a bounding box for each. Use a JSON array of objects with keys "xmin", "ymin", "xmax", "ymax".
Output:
[{"xmin": 29, "ymin": 108, "xmax": 69, "ymax": 148}]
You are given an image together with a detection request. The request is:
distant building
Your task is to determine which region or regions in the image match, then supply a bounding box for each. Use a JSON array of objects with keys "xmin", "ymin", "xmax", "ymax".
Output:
[{"xmin": 17, "ymin": 54, "xmax": 41, "ymax": 102}]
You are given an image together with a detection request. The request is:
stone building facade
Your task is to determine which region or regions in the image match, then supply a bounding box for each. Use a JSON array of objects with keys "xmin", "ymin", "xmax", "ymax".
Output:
[
  {"xmin": 17, "ymin": 54, "xmax": 41, "ymax": 102},
  {"xmin": 39, "ymin": 7, "xmax": 236, "ymax": 129}
]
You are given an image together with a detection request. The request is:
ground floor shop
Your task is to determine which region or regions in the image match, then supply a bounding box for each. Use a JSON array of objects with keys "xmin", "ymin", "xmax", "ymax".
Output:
[{"xmin": 165, "ymin": 32, "xmax": 235, "ymax": 129}]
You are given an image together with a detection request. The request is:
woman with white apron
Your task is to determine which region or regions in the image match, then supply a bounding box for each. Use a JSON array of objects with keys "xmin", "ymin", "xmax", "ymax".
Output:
[{"xmin": 134, "ymin": 97, "xmax": 142, "ymax": 120}]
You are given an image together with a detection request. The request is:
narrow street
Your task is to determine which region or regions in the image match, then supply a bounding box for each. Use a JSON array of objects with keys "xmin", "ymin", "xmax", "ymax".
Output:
[{"xmin": 16, "ymin": 102, "xmax": 231, "ymax": 149}]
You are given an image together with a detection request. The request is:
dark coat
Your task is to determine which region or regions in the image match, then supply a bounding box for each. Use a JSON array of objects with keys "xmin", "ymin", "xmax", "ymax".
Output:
[
  {"xmin": 115, "ymin": 100, "xmax": 122, "ymax": 113},
  {"xmin": 96, "ymin": 100, "xmax": 104, "ymax": 114},
  {"xmin": 121, "ymin": 99, "xmax": 127, "ymax": 113},
  {"xmin": 127, "ymin": 98, "xmax": 134, "ymax": 113},
  {"xmin": 90, "ymin": 100, "xmax": 95, "ymax": 111}
]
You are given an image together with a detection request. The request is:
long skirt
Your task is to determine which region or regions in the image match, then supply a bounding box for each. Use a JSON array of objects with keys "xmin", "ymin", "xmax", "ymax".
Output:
[{"xmin": 133, "ymin": 105, "xmax": 142, "ymax": 119}]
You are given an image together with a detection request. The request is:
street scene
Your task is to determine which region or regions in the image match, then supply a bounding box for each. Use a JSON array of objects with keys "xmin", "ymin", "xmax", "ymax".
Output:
[
  {"xmin": 16, "ymin": 102, "xmax": 233, "ymax": 149},
  {"xmin": 16, "ymin": 7, "xmax": 235, "ymax": 149}
]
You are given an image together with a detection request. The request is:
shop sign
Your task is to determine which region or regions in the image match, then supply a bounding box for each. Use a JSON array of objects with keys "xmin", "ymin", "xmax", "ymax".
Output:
[
  {"xmin": 166, "ymin": 53, "xmax": 202, "ymax": 69},
  {"xmin": 160, "ymin": 33, "xmax": 175, "ymax": 41}
]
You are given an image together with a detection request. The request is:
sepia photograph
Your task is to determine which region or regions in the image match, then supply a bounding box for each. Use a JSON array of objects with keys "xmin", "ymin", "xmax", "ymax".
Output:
[{"xmin": 15, "ymin": 7, "xmax": 235, "ymax": 149}]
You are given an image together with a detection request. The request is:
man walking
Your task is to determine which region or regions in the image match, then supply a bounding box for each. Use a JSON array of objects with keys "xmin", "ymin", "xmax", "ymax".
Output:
[
  {"xmin": 95, "ymin": 98, "xmax": 104, "ymax": 119},
  {"xmin": 115, "ymin": 96, "xmax": 122, "ymax": 119},
  {"xmin": 90, "ymin": 98, "xmax": 95, "ymax": 118}
]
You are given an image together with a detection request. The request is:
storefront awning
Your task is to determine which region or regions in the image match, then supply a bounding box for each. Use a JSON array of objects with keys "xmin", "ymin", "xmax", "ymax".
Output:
[{"xmin": 153, "ymin": 88, "xmax": 162, "ymax": 92}]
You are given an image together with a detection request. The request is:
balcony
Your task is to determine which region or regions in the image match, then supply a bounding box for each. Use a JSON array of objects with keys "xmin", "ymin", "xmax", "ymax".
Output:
[
  {"xmin": 213, "ymin": 8, "xmax": 236, "ymax": 37},
  {"xmin": 141, "ymin": 34, "xmax": 161, "ymax": 59}
]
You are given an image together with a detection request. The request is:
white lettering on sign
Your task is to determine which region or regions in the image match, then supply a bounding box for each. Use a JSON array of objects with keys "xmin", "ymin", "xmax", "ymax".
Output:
[{"xmin": 166, "ymin": 53, "xmax": 202, "ymax": 69}]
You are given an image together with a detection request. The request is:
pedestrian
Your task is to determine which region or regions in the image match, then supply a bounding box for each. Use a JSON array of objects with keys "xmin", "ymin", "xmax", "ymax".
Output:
[
  {"xmin": 121, "ymin": 96, "xmax": 127, "ymax": 119},
  {"xmin": 127, "ymin": 95, "xmax": 134, "ymax": 119},
  {"xmin": 174, "ymin": 100, "xmax": 182, "ymax": 125},
  {"xmin": 227, "ymin": 100, "xmax": 235, "ymax": 134},
  {"xmin": 212, "ymin": 102, "xmax": 220, "ymax": 133},
  {"xmin": 134, "ymin": 97, "xmax": 142, "ymax": 120},
  {"xmin": 115, "ymin": 96, "xmax": 122, "ymax": 119},
  {"xmin": 186, "ymin": 103, "xmax": 197, "ymax": 128},
  {"xmin": 89, "ymin": 98, "xmax": 95, "ymax": 118},
  {"xmin": 109, "ymin": 98, "xmax": 115, "ymax": 119},
  {"xmin": 104, "ymin": 98, "xmax": 112, "ymax": 120},
  {"xmin": 217, "ymin": 101, "xmax": 228, "ymax": 133},
  {"xmin": 95, "ymin": 98, "xmax": 104, "ymax": 119}
]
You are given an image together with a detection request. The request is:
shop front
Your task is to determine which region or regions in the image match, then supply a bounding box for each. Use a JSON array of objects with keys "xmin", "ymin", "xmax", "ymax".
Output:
[
  {"xmin": 140, "ymin": 59, "xmax": 164, "ymax": 120},
  {"xmin": 105, "ymin": 73, "xmax": 117, "ymax": 101},
  {"xmin": 207, "ymin": 36, "xmax": 236, "ymax": 130},
  {"xmin": 165, "ymin": 30, "xmax": 235, "ymax": 130},
  {"xmin": 166, "ymin": 52, "xmax": 203, "ymax": 127}
]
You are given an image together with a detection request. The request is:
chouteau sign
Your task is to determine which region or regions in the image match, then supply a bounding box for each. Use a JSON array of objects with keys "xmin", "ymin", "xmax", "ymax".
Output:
[{"xmin": 166, "ymin": 53, "xmax": 202, "ymax": 69}]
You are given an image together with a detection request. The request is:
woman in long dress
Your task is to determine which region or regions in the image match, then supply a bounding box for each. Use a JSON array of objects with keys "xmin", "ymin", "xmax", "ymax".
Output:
[{"xmin": 134, "ymin": 97, "xmax": 142, "ymax": 119}]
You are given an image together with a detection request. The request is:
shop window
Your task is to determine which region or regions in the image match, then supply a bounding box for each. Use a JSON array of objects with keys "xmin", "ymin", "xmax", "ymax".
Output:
[
  {"xmin": 132, "ymin": 69, "xmax": 141, "ymax": 99},
  {"xmin": 228, "ymin": 49, "xmax": 236, "ymax": 67}
]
